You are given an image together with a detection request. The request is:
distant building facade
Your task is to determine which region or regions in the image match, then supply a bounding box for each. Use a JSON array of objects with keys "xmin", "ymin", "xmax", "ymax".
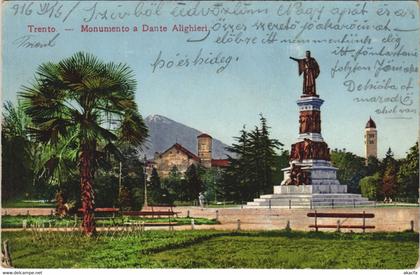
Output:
[
  {"xmin": 149, "ymin": 133, "xmax": 229, "ymax": 178},
  {"xmin": 364, "ymin": 117, "xmax": 377, "ymax": 163}
]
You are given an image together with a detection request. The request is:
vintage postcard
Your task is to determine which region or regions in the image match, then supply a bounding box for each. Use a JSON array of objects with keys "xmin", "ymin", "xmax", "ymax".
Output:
[{"xmin": 1, "ymin": 0, "xmax": 419, "ymax": 273}]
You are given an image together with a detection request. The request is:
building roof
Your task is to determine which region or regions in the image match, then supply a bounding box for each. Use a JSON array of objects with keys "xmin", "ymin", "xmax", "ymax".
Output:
[
  {"xmin": 197, "ymin": 133, "xmax": 212, "ymax": 139},
  {"xmin": 365, "ymin": 117, "xmax": 376, "ymax": 128},
  {"xmin": 160, "ymin": 143, "xmax": 200, "ymax": 161},
  {"xmin": 211, "ymin": 159, "xmax": 230, "ymax": 168}
]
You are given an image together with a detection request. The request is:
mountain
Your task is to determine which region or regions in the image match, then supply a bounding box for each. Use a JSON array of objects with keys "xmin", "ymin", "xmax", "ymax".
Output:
[{"xmin": 141, "ymin": 114, "xmax": 231, "ymax": 159}]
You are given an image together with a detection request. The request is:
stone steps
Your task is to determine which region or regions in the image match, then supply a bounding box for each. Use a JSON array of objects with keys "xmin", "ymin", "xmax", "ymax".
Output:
[
  {"xmin": 247, "ymin": 193, "xmax": 372, "ymax": 208},
  {"xmin": 260, "ymin": 194, "xmax": 365, "ymax": 199},
  {"xmin": 247, "ymin": 200, "xmax": 371, "ymax": 206}
]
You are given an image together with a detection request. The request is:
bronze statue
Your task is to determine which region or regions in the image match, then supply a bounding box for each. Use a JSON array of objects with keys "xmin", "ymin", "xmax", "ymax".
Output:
[
  {"xmin": 290, "ymin": 51, "xmax": 320, "ymax": 96},
  {"xmin": 286, "ymin": 163, "xmax": 311, "ymax": 186},
  {"xmin": 288, "ymin": 164, "xmax": 299, "ymax": 185},
  {"xmin": 298, "ymin": 142, "xmax": 305, "ymax": 161},
  {"xmin": 296, "ymin": 170, "xmax": 303, "ymax": 185},
  {"xmin": 300, "ymin": 115, "xmax": 306, "ymax": 133},
  {"xmin": 306, "ymin": 116, "xmax": 312, "ymax": 132},
  {"xmin": 303, "ymin": 138, "xmax": 312, "ymax": 159}
]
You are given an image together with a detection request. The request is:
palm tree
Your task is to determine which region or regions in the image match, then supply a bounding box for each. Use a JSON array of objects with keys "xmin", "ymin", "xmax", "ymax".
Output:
[{"xmin": 20, "ymin": 52, "xmax": 148, "ymax": 235}]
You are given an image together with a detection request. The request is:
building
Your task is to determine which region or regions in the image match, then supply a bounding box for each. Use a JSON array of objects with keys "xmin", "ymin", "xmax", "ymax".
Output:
[
  {"xmin": 364, "ymin": 117, "xmax": 377, "ymax": 163},
  {"xmin": 150, "ymin": 133, "xmax": 229, "ymax": 178}
]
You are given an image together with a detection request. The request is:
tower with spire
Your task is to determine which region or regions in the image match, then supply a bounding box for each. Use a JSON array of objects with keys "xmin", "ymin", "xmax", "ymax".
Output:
[{"xmin": 364, "ymin": 117, "xmax": 377, "ymax": 162}]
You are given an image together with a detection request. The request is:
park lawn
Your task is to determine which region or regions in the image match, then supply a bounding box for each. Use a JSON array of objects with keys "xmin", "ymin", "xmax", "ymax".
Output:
[
  {"xmin": 2, "ymin": 230, "xmax": 418, "ymax": 269},
  {"xmin": 1, "ymin": 215, "xmax": 217, "ymax": 228}
]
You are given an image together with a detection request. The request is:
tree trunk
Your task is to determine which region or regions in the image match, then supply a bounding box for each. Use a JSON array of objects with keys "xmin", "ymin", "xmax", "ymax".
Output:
[{"xmin": 80, "ymin": 145, "xmax": 95, "ymax": 235}]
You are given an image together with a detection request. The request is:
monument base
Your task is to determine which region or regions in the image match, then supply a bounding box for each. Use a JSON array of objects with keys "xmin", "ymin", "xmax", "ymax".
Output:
[
  {"xmin": 274, "ymin": 185, "xmax": 347, "ymax": 194},
  {"xmin": 246, "ymin": 184, "xmax": 373, "ymax": 208}
]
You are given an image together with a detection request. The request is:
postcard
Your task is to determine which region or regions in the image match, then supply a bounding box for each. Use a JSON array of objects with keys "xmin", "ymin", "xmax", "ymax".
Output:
[{"xmin": 1, "ymin": 0, "xmax": 419, "ymax": 273}]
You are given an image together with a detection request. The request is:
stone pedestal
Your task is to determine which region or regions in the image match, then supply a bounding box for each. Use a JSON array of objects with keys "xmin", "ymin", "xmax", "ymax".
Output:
[{"xmin": 274, "ymin": 185, "xmax": 347, "ymax": 194}]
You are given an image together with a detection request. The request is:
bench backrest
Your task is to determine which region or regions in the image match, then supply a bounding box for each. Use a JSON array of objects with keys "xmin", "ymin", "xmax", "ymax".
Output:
[
  {"xmin": 122, "ymin": 210, "xmax": 175, "ymax": 216},
  {"xmin": 78, "ymin": 208, "xmax": 120, "ymax": 213},
  {"xmin": 307, "ymin": 212, "xmax": 374, "ymax": 218}
]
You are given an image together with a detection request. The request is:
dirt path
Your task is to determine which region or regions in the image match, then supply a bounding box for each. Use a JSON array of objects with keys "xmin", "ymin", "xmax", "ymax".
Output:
[{"xmin": 2, "ymin": 208, "xmax": 55, "ymax": 216}]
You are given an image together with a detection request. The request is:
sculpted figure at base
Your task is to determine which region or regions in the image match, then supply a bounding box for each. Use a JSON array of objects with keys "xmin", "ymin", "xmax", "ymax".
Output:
[
  {"xmin": 290, "ymin": 51, "xmax": 320, "ymax": 96},
  {"xmin": 286, "ymin": 164, "xmax": 311, "ymax": 186}
]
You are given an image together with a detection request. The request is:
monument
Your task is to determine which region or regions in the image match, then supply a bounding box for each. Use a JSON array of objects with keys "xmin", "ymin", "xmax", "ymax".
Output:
[{"xmin": 247, "ymin": 51, "xmax": 372, "ymax": 208}]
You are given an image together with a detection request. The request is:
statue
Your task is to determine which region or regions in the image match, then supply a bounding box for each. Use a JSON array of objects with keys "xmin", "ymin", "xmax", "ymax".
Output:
[
  {"xmin": 290, "ymin": 51, "xmax": 320, "ymax": 96},
  {"xmin": 315, "ymin": 114, "xmax": 321, "ymax": 132},
  {"xmin": 289, "ymin": 165, "xmax": 311, "ymax": 186},
  {"xmin": 303, "ymin": 138, "xmax": 312, "ymax": 159},
  {"xmin": 290, "ymin": 144, "xmax": 297, "ymax": 160},
  {"xmin": 289, "ymin": 164, "xmax": 300, "ymax": 185},
  {"xmin": 300, "ymin": 115, "xmax": 305, "ymax": 132},
  {"xmin": 306, "ymin": 116, "xmax": 312, "ymax": 132},
  {"xmin": 301, "ymin": 171, "xmax": 310, "ymax": 185},
  {"xmin": 298, "ymin": 142, "xmax": 305, "ymax": 161},
  {"xmin": 296, "ymin": 170, "xmax": 303, "ymax": 185},
  {"xmin": 299, "ymin": 115, "xmax": 306, "ymax": 133},
  {"xmin": 312, "ymin": 143, "xmax": 319, "ymax": 159},
  {"xmin": 198, "ymin": 192, "xmax": 205, "ymax": 208}
]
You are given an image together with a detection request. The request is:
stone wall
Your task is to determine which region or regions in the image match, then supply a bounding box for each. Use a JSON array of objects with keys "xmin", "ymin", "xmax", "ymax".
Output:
[{"xmin": 177, "ymin": 206, "xmax": 419, "ymax": 232}]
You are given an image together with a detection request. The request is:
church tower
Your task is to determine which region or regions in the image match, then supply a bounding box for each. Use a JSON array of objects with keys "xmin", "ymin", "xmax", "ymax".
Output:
[
  {"xmin": 364, "ymin": 117, "xmax": 377, "ymax": 162},
  {"xmin": 197, "ymin": 133, "xmax": 212, "ymax": 168}
]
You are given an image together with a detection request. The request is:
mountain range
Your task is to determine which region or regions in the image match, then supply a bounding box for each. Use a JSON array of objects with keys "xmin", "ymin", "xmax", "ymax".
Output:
[{"xmin": 141, "ymin": 114, "xmax": 231, "ymax": 159}]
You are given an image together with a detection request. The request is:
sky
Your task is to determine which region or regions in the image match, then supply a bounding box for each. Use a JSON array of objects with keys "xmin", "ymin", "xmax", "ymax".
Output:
[{"xmin": 2, "ymin": 1, "xmax": 419, "ymax": 159}]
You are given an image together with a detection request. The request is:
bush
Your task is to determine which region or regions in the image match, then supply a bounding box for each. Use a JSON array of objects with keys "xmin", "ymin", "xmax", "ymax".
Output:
[{"xmin": 360, "ymin": 173, "xmax": 380, "ymax": 200}]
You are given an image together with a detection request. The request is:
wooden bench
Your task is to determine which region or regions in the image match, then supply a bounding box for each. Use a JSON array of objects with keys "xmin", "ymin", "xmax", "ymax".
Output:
[
  {"xmin": 122, "ymin": 206, "xmax": 180, "ymax": 228},
  {"xmin": 307, "ymin": 211, "xmax": 375, "ymax": 232},
  {"xmin": 143, "ymin": 205, "xmax": 178, "ymax": 215},
  {"xmin": 77, "ymin": 207, "xmax": 120, "ymax": 225},
  {"xmin": 78, "ymin": 207, "xmax": 120, "ymax": 216}
]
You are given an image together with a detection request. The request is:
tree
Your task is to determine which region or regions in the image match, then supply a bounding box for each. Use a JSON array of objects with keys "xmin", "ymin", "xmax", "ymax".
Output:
[
  {"xmin": 2, "ymin": 101, "xmax": 34, "ymax": 200},
  {"xmin": 360, "ymin": 173, "xmax": 380, "ymax": 200},
  {"xmin": 164, "ymin": 166, "xmax": 188, "ymax": 202},
  {"xmin": 366, "ymin": 156, "xmax": 381, "ymax": 176},
  {"xmin": 272, "ymin": 149, "xmax": 290, "ymax": 185},
  {"xmin": 222, "ymin": 115, "xmax": 283, "ymax": 202},
  {"xmin": 397, "ymin": 143, "xmax": 419, "ymax": 202},
  {"xmin": 200, "ymin": 167, "xmax": 223, "ymax": 203},
  {"xmin": 147, "ymin": 167, "xmax": 171, "ymax": 205},
  {"xmin": 148, "ymin": 167, "xmax": 162, "ymax": 204},
  {"xmin": 331, "ymin": 149, "xmax": 367, "ymax": 193},
  {"xmin": 185, "ymin": 164, "xmax": 203, "ymax": 202},
  {"xmin": 380, "ymin": 148, "xmax": 398, "ymax": 201},
  {"xmin": 257, "ymin": 114, "xmax": 283, "ymax": 194},
  {"xmin": 94, "ymin": 145, "xmax": 145, "ymax": 210},
  {"xmin": 20, "ymin": 52, "xmax": 148, "ymax": 235},
  {"xmin": 222, "ymin": 126, "xmax": 254, "ymax": 202}
]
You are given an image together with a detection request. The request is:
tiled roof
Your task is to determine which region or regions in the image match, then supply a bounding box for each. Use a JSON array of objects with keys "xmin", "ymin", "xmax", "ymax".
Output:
[
  {"xmin": 160, "ymin": 143, "xmax": 200, "ymax": 161},
  {"xmin": 211, "ymin": 159, "xmax": 230, "ymax": 167}
]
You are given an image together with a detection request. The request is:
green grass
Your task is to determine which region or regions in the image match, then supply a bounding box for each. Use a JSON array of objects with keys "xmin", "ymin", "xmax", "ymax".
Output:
[
  {"xmin": 1, "ymin": 215, "xmax": 217, "ymax": 228},
  {"xmin": 2, "ymin": 230, "xmax": 418, "ymax": 268},
  {"xmin": 2, "ymin": 200, "xmax": 55, "ymax": 208}
]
